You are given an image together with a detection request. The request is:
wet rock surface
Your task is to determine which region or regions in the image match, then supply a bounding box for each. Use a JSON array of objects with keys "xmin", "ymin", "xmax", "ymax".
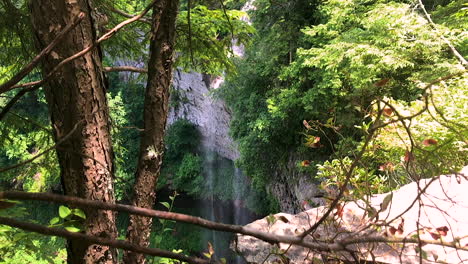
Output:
[{"xmin": 168, "ymin": 70, "xmax": 239, "ymax": 160}]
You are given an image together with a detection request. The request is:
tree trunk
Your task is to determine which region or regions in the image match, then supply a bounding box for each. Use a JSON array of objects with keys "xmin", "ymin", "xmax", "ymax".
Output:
[
  {"xmin": 124, "ymin": 0, "xmax": 179, "ymax": 263},
  {"xmin": 29, "ymin": 1, "xmax": 117, "ymax": 263}
]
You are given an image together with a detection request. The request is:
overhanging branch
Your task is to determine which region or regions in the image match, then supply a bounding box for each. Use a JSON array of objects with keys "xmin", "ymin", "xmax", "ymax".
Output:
[
  {"xmin": 103, "ymin": 66, "xmax": 148, "ymax": 73},
  {"xmin": 1, "ymin": 191, "xmax": 467, "ymax": 254},
  {"xmin": 0, "ymin": 216, "xmax": 209, "ymax": 264},
  {"xmin": 0, "ymin": 12, "xmax": 85, "ymax": 94}
]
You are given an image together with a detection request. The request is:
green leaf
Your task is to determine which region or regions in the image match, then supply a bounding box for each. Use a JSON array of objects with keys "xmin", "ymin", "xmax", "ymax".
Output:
[
  {"xmin": 160, "ymin": 202, "xmax": 171, "ymax": 210},
  {"xmin": 163, "ymin": 228, "xmax": 173, "ymax": 233},
  {"xmin": 72, "ymin": 208, "xmax": 86, "ymax": 219},
  {"xmin": 0, "ymin": 225, "xmax": 12, "ymax": 232},
  {"xmin": 58, "ymin": 206, "xmax": 71, "ymax": 218},
  {"xmin": 380, "ymin": 193, "xmax": 393, "ymax": 211},
  {"xmin": 64, "ymin": 226, "xmax": 81, "ymax": 232},
  {"xmin": 49, "ymin": 217, "xmax": 60, "ymax": 225},
  {"xmin": 153, "ymin": 236, "xmax": 163, "ymax": 245},
  {"xmin": 266, "ymin": 214, "xmax": 276, "ymax": 225}
]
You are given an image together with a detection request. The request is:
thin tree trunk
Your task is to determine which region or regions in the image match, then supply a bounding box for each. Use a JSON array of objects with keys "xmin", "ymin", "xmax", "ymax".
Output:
[
  {"xmin": 124, "ymin": 0, "xmax": 179, "ymax": 263},
  {"xmin": 29, "ymin": 1, "xmax": 117, "ymax": 263}
]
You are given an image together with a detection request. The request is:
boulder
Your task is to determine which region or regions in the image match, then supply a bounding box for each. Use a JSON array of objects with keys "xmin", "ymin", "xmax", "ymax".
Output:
[{"xmin": 233, "ymin": 169, "xmax": 468, "ymax": 263}]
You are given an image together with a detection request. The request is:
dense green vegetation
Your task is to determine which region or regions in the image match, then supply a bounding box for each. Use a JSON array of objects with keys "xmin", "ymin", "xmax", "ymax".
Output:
[{"xmin": 221, "ymin": 0, "xmax": 467, "ymax": 194}]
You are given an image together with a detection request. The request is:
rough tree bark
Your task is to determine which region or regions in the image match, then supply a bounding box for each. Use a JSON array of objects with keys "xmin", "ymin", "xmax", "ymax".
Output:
[
  {"xmin": 29, "ymin": 1, "xmax": 117, "ymax": 263},
  {"xmin": 124, "ymin": 0, "xmax": 179, "ymax": 263}
]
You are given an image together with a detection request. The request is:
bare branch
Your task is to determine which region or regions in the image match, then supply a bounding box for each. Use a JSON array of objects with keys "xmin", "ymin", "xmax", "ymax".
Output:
[
  {"xmin": 187, "ymin": 0, "xmax": 194, "ymax": 64},
  {"xmin": 107, "ymin": 6, "xmax": 152, "ymax": 25},
  {"xmin": 418, "ymin": 0, "xmax": 467, "ymax": 67},
  {"xmin": 298, "ymin": 108, "xmax": 383, "ymax": 240},
  {"xmin": 0, "ymin": 12, "xmax": 85, "ymax": 94},
  {"xmin": 0, "ymin": 120, "xmax": 83, "ymax": 173},
  {"xmin": 2, "ymin": 191, "xmax": 466, "ymax": 255},
  {"xmin": 0, "ymin": 85, "xmax": 39, "ymax": 122},
  {"xmin": 2, "ymin": 0, "xmax": 158, "ymax": 94},
  {"xmin": 103, "ymin": 66, "xmax": 148, "ymax": 73},
  {"xmin": 0, "ymin": 217, "xmax": 210, "ymax": 264}
]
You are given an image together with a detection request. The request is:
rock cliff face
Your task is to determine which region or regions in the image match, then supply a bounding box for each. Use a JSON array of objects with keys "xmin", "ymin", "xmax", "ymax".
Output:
[
  {"xmin": 268, "ymin": 154, "xmax": 324, "ymax": 214},
  {"xmin": 167, "ymin": 70, "xmax": 239, "ymax": 161}
]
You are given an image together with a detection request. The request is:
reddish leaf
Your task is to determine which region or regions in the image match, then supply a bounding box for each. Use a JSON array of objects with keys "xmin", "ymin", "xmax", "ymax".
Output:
[
  {"xmin": 207, "ymin": 242, "xmax": 214, "ymax": 255},
  {"xmin": 388, "ymin": 226, "xmax": 397, "ymax": 235},
  {"xmin": 374, "ymin": 78, "xmax": 390, "ymax": 87},
  {"xmin": 404, "ymin": 151, "xmax": 414, "ymax": 162},
  {"xmin": 430, "ymin": 232, "xmax": 441, "ymax": 240},
  {"xmin": 303, "ymin": 120, "xmax": 312, "ymax": 130},
  {"xmin": 301, "ymin": 160, "xmax": 311, "ymax": 167},
  {"xmin": 379, "ymin": 162, "xmax": 395, "ymax": 172},
  {"xmin": 397, "ymin": 219, "xmax": 404, "ymax": 234},
  {"xmin": 305, "ymin": 136, "xmax": 322, "ymax": 148},
  {"xmin": 383, "ymin": 107, "xmax": 393, "ymax": 117},
  {"xmin": 335, "ymin": 203, "xmax": 344, "ymax": 218},
  {"xmin": 435, "ymin": 226, "xmax": 449, "ymax": 236},
  {"xmin": 422, "ymin": 138, "xmax": 438, "ymax": 146}
]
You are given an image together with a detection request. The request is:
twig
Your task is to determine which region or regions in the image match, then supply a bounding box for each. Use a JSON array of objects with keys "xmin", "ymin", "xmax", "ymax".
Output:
[
  {"xmin": 298, "ymin": 108, "xmax": 383, "ymax": 240},
  {"xmin": 107, "ymin": 6, "xmax": 152, "ymax": 25},
  {"xmin": 0, "ymin": 12, "xmax": 85, "ymax": 94},
  {"xmin": 0, "ymin": 85, "xmax": 40, "ymax": 122},
  {"xmin": 6, "ymin": 112, "xmax": 51, "ymax": 133},
  {"xmin": 2, "ymin": 0, "xmax": 158, "ymax": 94},
  {"xmin": 103, "ymin": 66, "xmax": 148, "ymax": 73},
  {"xmin": 218, "ymin": 0, "xmax": 235, "ymax": 45},
  {"xmin": 187, "ymin": 0, "xmax": 194, "ymax": 64},
  {"xmin": 417, "ymin": 0, "xmax": 467, "ymax": 67},
  {"xmin": 0, "ymin": 217, "xmax": 210, "ymax": 264},
  {"xmin": 3, "ymin": 191, "xmax": 466, "ymax": 254},
  {"xmin": 0, "ymin": 120, "xmax": 83, "ymax": 173}
]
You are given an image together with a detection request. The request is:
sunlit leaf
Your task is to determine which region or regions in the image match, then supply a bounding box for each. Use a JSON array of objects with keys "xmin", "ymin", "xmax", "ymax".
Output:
[
  {"xmin": 58, "ymin": 206, "xmax": 71, "ymax": 218},
  {"xmin": 49, "ymin": 217, "xmax": 60, "ymax": 225},
  {"xmin": 72, "ymin": 208, "xmax": 86, "ymax": 219},
  {"xmin": 64, "ymin": 226, "xmax": 81, "ymax": 233},
  {"xmin": 160, "ymin": 202, "xmax": 170, "ymax": 210}
]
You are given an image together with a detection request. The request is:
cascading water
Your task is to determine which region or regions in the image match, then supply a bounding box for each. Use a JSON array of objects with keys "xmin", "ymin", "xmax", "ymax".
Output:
[
  {"xmin": 165, "ymin": 1, "xmax": 258, "ymax": 262},
  {"xmin": 197, "ymin": 146, "xmax": 258, "ymax": 263}
]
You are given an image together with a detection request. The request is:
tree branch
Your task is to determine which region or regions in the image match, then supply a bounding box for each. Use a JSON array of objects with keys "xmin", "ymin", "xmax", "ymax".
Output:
[
  {"xmin": 1, "ymin": 0, "xmax": 158, "ymax": 94},
  {"xmin": 0, "ymin": 12, "xmax": 85, "ymax": 94},
  {"xmin": 103, "ymin": 66, "xmax": 148, "ymax": 73},
  {"xmin": 0, "ymin": 120, "xmax": 83, "ymax": 173},
  {"xmin": 298, "ymin": 108, "xmax": 383, "ymax": 240},
  {"xmin": 418, "ymin": 0, "xmax": 467, "ymax": 67},
  {"xmin": 0, "ymin": 85, "xmax": 39, "ymax": 122},
  {"xmin": 0, "ymin": 217, "xmax": 210, "ymax": 264},
  {"xmin": 107, "ymin": 6, "xmax": 152, "ymax": 25},
  {"xmin": 2, "ymin": 191, "xmax": 467, "ymax": 255}
]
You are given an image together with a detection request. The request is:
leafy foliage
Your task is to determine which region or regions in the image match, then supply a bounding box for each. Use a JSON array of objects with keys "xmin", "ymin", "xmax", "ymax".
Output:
[{"xmin": 222, "ymin": 0, "xmax": 467, "ymax": 194}]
